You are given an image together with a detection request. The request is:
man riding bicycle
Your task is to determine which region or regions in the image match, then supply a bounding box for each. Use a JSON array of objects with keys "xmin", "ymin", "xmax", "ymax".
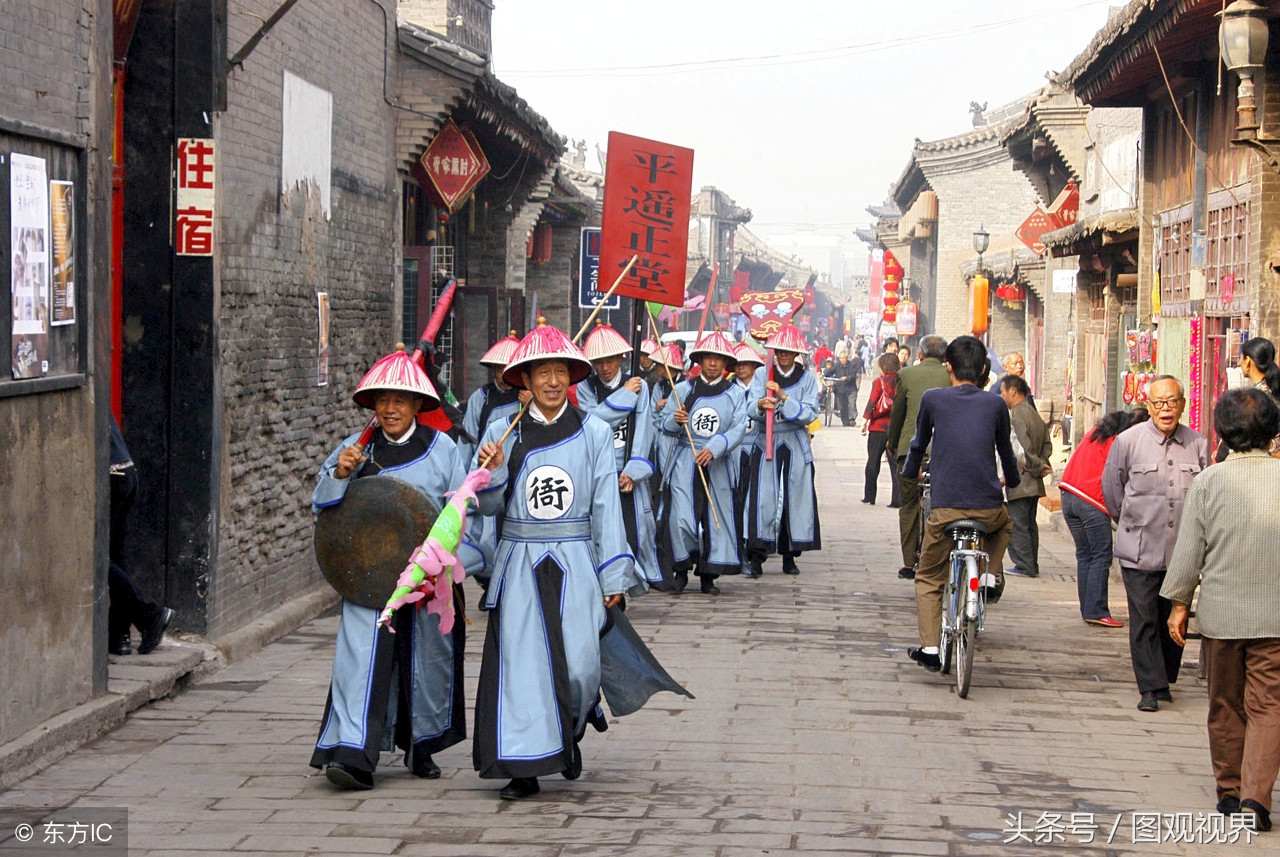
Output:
[{"xmin": 899, "ymin": 336, "xmax": 1022, "ymax": 673}]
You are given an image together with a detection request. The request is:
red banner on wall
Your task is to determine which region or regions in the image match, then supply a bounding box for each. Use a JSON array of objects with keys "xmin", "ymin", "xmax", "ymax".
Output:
[{"xmin": 599, "ymin": 132, "xmax": 694, "ymax": 307}]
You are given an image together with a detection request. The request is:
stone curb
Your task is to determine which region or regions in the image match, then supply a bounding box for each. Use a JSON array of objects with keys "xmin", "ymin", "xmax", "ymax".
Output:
[{"xmin": 0, "ymin": 585, "xmax": 338, "ymax": 790}]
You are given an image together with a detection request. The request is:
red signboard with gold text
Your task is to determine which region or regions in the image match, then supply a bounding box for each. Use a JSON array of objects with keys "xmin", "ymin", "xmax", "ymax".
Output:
[
  {"xmin": 599, "ymin": 132, "xmax": 694, "ymax": 307},
  {"xmin": 417, "ymin": 119, "xmax": 490, "ymax": 212}
]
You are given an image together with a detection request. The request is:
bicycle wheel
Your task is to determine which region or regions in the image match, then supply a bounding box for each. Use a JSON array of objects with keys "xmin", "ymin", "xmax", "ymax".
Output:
[
  {"xmin": 939, "ymin": 559, "xmax": 957, "ymax": 675},
  {"xmin": 955, "ymin": 613, "xmax": 976, "ymax": 698}
]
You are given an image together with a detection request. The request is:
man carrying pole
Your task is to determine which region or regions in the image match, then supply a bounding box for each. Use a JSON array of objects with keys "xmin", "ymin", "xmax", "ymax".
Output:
[{"xmin": 656, "ymin": 329, "xmax": 747, "ymax": 595}]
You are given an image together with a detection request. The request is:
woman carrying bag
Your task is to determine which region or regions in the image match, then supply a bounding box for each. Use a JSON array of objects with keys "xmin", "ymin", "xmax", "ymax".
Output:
[{"xmin": 861, "ymin": 352, "xmax": 901, "ymax": 506}]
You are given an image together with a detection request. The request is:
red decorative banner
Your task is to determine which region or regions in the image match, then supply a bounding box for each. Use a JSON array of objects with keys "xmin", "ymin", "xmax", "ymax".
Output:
[
  {"xmin": 416, "ymin": 119, "xmax": 489, "ymax": 212},
  {"xmin": 740, "ymin": 289, "xmax": 806, "ymax": 341},
  {"xmin": 1016, "ymin": 180, "xmax": 1079, "ymax": 255},
  {"xmin": 599, "ymin": 132, "xmax": 694, "ymax": 307}
]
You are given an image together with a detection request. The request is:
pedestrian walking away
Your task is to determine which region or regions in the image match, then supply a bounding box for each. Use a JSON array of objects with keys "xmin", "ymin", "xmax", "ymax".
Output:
[
  {"xmin": 1164, "ymin": 389, "xmax": 1280, "ymax": 830},
  {"xmin": 1059, "ymin": 409, "xmax": 1147, "ymax": 626},
  {"xmin": 887, "ymin": 334, "xmax": 950, "ymax": 579},
  {"xmin": 899, "ymin": 336, "xmax": 1020, "ymax": 674}
]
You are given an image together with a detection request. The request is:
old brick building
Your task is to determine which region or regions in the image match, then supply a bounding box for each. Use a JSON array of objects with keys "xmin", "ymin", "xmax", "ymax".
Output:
[
  {"xmin": 1060, "ymin": 0, "xmax": 1280, "ymax": 443},
  {"xmin": 0, "ymin": 0, "xmax": 113, "ymax": 746}
]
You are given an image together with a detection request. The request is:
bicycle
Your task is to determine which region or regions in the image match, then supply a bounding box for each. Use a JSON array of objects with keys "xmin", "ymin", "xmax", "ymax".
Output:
[
  {"xmin": 821, "ymin": 375, "xmax": 838, "ymax": 426},
  {"xmin": 937, "ymin": 518, "xmax": 989, "ymax": 698}
]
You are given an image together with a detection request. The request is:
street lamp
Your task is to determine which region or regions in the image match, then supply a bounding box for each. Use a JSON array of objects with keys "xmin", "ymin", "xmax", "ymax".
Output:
[
  {"xmin": 1219, "ymin": 0, "xmax": 1270, "ymax": 138},
  {"xmin": 973, "ymin": 225, "xmax": 990, "ymax": 269}
]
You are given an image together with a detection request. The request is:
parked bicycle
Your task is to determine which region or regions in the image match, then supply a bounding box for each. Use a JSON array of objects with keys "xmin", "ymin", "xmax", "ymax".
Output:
[
  {"xmin": 821, "ymin": 375, "xmax": 839, "ymax": 426},
  {"xmin": 938, "ymin": 518, "xmax": 989, "ymax": 698}
]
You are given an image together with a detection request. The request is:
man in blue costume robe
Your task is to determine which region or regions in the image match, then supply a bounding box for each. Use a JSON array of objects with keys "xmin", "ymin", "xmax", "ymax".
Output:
[
  {"xmin": 310, "ymin": 351, "xmax": 480, "ymax": 790},
  {"xmin": 472, "ymin": 323, "xmax": 637, "ymax": 800},
  {"xmin": 656, "ymin": 332, "xmax": 747, "ymax": 595},
  {"xmin": 577, "ymin": 324, "xmax": 661, "ymax": 591},
  {"xmin": 743, "ymin": 325, "xmax": 822, "ymax": 576}
]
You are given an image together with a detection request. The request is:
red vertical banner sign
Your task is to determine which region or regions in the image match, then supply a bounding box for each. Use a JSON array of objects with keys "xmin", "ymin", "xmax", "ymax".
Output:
[
  {"xmin": 868, "ymin": 249, "xmax": 884, "ymax": 313},
  {"xmin": 599, "ymin": 132, "xmax": 694, "ymax": 307}
]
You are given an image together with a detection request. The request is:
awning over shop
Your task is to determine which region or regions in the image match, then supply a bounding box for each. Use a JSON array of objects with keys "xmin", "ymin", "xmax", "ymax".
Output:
[{"xmin": 1041, "ymin": 208, "xmax": 1140, "ymax": 257}]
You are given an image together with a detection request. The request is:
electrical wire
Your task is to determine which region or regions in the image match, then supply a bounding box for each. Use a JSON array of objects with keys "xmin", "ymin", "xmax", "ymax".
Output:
[{"xmin": 501, "ymin": 1, "xmax": 1114, "ymax": 78}]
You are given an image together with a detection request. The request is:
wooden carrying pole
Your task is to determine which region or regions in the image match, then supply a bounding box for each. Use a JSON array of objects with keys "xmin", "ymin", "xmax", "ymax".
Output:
[
  {"xmin": 479, "ymin": 255, "xmax": 638, "ymax": 468},
  {"xmin": 647, "ymin": 307, "xmax": 720, "ymax": 530}
]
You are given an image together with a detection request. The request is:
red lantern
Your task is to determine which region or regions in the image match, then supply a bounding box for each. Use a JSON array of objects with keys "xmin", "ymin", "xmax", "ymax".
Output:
[
  {"xmin": 883, "ymin": 250, "xmax": 904, "ymax": 282},
  {"xmin": 883, "ymin": 293, "xmax": 900, "ymax": 308},
  {"xmin": 883, "ymin": 308, "xmax": 897, "ymax": 323}
]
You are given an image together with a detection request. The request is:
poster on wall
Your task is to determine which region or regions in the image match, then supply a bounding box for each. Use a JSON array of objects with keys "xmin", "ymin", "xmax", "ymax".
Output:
[
  {"xmin": 11, "ymin": 153, "xmax": 50, "ymax": 378},
  {"xmin": 49, "ymin": 180, "xmax": 76, "ymax": 325},
  {"xmin": 317, "ymin": 292, "xmax": 330, "ymax": 386}
]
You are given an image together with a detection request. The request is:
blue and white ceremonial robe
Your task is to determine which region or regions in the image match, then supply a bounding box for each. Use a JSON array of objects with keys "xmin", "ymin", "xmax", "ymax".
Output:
[
  {"xmin": 743, "ymin": 364, "xmax": 822, "ymax": 557},
  {"xmin": 657, "ymin": 375, "xmax": 747, "ymax": 578},
  {"xmin": 310, "ymin": 424, "xmax": 481, "ymax": 775},
  {"xmin": 471, "ymin": 405, "xmax": 636, "ymax": 780},
  {"xmin": 577, "ymin": 372, "xmax": 661, "ymax": 591},
  {"xmin": 461, "ymin": 381, "xmax": 524, "ymax": 580},
  {"xmin": 733, "ymin": 376, "xmax": 762, "ymax": 567}
]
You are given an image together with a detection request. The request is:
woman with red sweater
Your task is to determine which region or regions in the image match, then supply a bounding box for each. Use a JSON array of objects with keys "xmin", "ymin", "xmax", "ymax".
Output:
[
  {"xmin": 860, "ymin": 353, "xmax": 901, "ymax": 506},
  {"xmin": 1059, "ymin": 409, "xmax": 1148, "ymax": 627}
]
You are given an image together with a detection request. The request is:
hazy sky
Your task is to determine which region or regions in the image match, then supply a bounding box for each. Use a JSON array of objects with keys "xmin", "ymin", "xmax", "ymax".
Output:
[{"xmin": 490, "ymin": 0, "xmax": 1122, "ymax": 271}]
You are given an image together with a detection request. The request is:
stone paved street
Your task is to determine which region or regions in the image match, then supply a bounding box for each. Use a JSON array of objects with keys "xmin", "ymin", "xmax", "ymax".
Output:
[{"xmin": 0, "ymin": 411, "xmax": 1252, "ymax": 856}]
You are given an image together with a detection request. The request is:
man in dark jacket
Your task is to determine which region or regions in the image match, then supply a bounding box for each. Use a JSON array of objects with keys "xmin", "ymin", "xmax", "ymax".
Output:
[
  {"xmin": 832, "ymin": 353, "xmax": 859, "ymax": 426},
  {"xmin": 886, "ymin": 334, "xmax": 950, "ymax": 579},
  {"xmin": 1002, "ymin": 375, "xmax": 1052, "ymax": 578}
]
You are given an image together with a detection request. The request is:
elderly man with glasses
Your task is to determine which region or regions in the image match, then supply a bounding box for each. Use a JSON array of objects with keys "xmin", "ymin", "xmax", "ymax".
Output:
[{"xmin": 1102, "ymin": 376, "xmax": 1210, "ymax": 713}]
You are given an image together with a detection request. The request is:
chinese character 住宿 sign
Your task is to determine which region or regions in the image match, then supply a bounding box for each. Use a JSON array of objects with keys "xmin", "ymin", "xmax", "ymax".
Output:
[
  {"xmin": 577, "ymin": 228, "xmax": 619, "ymax": 310},
  {"xmin": 599, "ymin": 132, "xmax": 694, "ymax": 307},
  {"xmin": 175, "ymin": 137, "xmax": 215, "ymax": 256},
  {"xmin": 416, "ymin": 119, "xmax": 490, "ymax": 212}
]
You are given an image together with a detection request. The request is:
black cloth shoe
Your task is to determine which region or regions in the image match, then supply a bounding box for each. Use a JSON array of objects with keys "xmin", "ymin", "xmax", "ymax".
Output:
[
  {"xmin": 673, "ymin": 571, "xmax": 688, "ymax": 593},
  {"xmin": 325, "ymin": 762, "xmax": 374, "ymax": 790},
  {"xmin": 499, "ymin": 777, "xmax": 540, "ymax": 800},
  {"xmin": 699, "ymin": 576, "xmax": 720, "ymax": 595},
  {"xmin": 587, "ymin": 703, "xmax": 609, "ymax": 733},
  {"xmin": 983, "ymin": 587, "xmax": 1001, "ymax": 605},
  {"xmin": 407, "ymin": 752, "xmax": 440, "ymax": 779},
  {"xmin": 109, "ymin": 632, "xmax": 132, "ymax": 656},
  {"xmin": 1154, "ymin": 688, "xmax": 1173, "ymax": 703},
  {"xmin": 898, "ymin": 567, "xmax": 916, "ymax": 580},
  {"xmin": 1241, "ymin": 799, "xmax": 1272, "ymax": 831},
  {"xmin": 1137, "ymin": 692, "xmax": 1159, "ymax": 712},
  {"xmin": 562, "ymin": 742, "xmax": 582, "ymax": 780},
  {"xmin": 782, "ymin": 556, "xmax": 800, "ymax": 575},
  {"xmin": 908, "ymin": 647, "xmax": 941, "ymax": 672},
  {"xmin": 887, "ymin": 502, "xmax": 901, "ymax": 509},
  {"xmin": 138, "ymin": 607, "xmax": 174, "ymax": 655},
  {"xmin": 743, "ymin": 559, "xmax": 763, "ymax": 578},
  {"xmin": 860, "ymin": 498, "xmax": 874, "ymax": 504},
  {"xmin": 1217, "ymin": 796, "xmax": 1241, "ymax": 815}
]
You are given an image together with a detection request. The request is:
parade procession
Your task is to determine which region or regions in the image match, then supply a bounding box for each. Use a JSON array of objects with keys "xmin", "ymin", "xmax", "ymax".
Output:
[{"xmin": 12, "ymin": 1, "xmax": 1280, "ymax": 854}]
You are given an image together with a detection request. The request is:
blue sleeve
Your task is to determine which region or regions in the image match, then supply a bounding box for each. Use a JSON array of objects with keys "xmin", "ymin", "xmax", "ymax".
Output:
[
  {"xmin": 588, "ymin": 424, "xmax": 637, "ymax": 596},
  {"xmin": 706, "ymin": 386, "xmax": 748, "ymax": 459},
  {"xmin": 312, "ymin": 432, "xmax": 364, "ymax": 513},
  {"xmin": 777, "ymin": 372, "xmax": 819, "ymax": 424},
  {"xmin": 472, "ymin": 419, "xmax": 513, "ymax": 517},
  {"xmin": 622, "ymin": 381, "xmax": 656, "ymax": 482},
  {"xmin": 658, "ymin": 382, "xmax": 689, "ymax": 436}
]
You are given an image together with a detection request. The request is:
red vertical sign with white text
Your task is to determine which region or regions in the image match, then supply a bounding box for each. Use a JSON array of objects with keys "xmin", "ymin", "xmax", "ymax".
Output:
[{"xmin": 599, "ymin": 132, "xmax": 694, "ymax": 307}]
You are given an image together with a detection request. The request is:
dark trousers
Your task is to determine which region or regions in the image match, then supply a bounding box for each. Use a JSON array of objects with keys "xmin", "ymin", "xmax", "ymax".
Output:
[
  {"xmin": 1061, "ymin": 492, "xmax": 1114, "ymax": 620},
  {"xmin": 109, "ymin": 561, "xmax": 163, "ymax": 637},
  {"xmin": 896, "ymin": 466, "xmax": 923, "ymax": 569},
  {"xmin": 1005, "ymin": 496, "xmax": 1041, "ymax": 575},
  {"xmin": 863, "ymin": 431, "xmax": 900, "ymax": 505},
  {"xmin": 838, "ymin": 386, "xmax": 857, "ymax": 426},
  {"xmin": 1203, "ymin": 637, "xmax": 1280, "ymax": 812},
  {"xmin": 1121, "ymin": 567, "xmax": 1184, "ymax": 693}
]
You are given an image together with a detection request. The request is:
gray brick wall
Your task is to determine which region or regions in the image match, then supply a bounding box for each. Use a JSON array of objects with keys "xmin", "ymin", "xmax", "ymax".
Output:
[
  {"xmin": 0, "ymin": 1, "xmax": 94, "ymax": 141},
  {"xmin": 210, "ymin": 0, "xmax": 399, "ymax": 636}
]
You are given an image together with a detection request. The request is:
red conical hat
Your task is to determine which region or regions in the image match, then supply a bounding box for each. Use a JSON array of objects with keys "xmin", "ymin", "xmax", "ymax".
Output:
[
  {"xmin": 479, "ymin": 331, "xmax": 521, "ymax": 367},
  {"xmin": 353, "ymin": 349, "xmax": 440, "ymax": 412},
  {"xmin": 734, "ymin": 342, "xmax": 765, "ymax": 367},
  {"xmin": 640, "ymin": 337, "xmax": 660, "ymax": 357},
  {"xmin": 652, "ymin": 343, "xmax": 684, "ymax": 371},
  {"xmin": 582, "ymin": 322, "xmax": 632, "ymax": 361},
  {"xmin": 688, "ymin": 331, "xmax": 738, "ymax": 367},
  {"xmin": 764, "ymin": 323, "xmax": 807, "ymax": 354},
  {"xmin": 502, "ymin": 320, "xmax": 593, "ymax": 389}
]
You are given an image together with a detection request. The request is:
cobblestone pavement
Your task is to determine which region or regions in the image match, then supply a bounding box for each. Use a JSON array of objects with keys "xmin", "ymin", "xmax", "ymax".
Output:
[{"xmin": 1, "ymin": 412, "xmax": 1252, "ymax": 856}]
